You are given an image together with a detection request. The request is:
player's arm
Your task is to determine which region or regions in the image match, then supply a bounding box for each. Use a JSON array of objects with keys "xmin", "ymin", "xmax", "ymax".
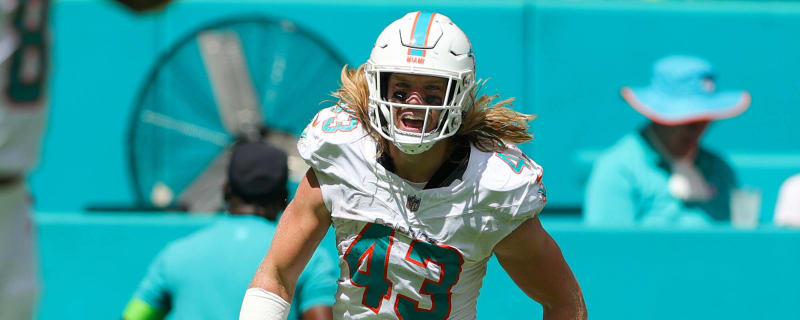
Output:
[
  {"xmin": 494, "ymin": 216, "xmax": 587, "ymax": 320},
  {"xmin": 122, "ymin": 248, "xmax": 172, "ymax": 320},
  {"xmin": 240, "ymin": 169, "xmax": 332, "ymax": 320},
  {"xmin": 122, "ymin": 298, "xmax": 166, "ymax": 320}
]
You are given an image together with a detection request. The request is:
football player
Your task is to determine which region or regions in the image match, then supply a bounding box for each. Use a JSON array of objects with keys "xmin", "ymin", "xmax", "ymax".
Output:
[
  {"xmin": 0, "ymin": 1, "xmax": 170, "ymax": 319},
  {"xmin": 240, "ymin": 11, "xmax": 587, "ymax": 320}
]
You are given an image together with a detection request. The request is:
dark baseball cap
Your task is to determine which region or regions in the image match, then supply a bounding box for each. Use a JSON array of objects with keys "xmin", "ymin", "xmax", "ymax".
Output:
[{"xmin": 227, "ymin": 141, "xmax": 288, "ymax": 204}]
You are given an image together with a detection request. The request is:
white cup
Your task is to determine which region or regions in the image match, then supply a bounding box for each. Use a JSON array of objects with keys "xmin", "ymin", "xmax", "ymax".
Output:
[{"xmin": 730, "ymin": 187, "xmax": 762, "ymax": 228}]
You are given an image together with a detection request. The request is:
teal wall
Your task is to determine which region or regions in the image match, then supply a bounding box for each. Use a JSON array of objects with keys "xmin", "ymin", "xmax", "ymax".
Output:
[
  {"xmin": 35, "ymin": 213, "xmax": 800, "ymax": 319},
  {"xmin": 26, "ymin": 2, "xmax": 800, "ymax": 319},
  {"xmin": 29, "ymin": 0, "xmax": 800, "ymax": 219},
  {"xmin": 525, "ymin": 0, "xmax": 800, "ymax": 219},
  {"xmin": 31, "ymin": 0, "xmax": 526, "ymax": 210}
]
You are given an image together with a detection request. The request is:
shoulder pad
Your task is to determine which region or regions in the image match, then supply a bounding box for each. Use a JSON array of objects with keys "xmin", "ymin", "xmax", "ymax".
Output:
[
  {"xmin": 297, "ymin": 105, "xmax": 369, "ymax": 170},
  {"xmin": 476, "ymin": 145, "xmax": 546, "ymax": 219}
]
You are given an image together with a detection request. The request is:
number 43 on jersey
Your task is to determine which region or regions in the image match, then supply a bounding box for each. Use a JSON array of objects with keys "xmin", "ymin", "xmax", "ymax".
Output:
[{"xmin": 344, "ymin": 223, "xmax": 464, "ymax": 319}]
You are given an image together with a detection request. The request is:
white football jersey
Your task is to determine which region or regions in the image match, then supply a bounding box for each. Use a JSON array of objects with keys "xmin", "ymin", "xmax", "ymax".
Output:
[
  {"xmin": 298, "ymin": 106, "xmax": 546, "ymax": 320},
  {"xmin": 0, "ymin": 0, "xmax": 48, "ymax": 175}
]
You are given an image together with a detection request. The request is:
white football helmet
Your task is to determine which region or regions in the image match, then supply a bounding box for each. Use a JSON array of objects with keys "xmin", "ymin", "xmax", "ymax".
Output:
[{"xmin": 365, "ymin": 11, "xmax": 476, "ymax": 154}]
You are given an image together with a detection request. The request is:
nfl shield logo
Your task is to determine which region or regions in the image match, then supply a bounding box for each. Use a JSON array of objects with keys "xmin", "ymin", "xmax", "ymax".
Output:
[{"xmin": 406, "ymin": 195, "xmax": 421, "ymax": 212}]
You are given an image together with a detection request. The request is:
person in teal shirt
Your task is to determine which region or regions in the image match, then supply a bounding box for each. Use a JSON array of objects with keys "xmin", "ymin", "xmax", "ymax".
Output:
[
  {"xmin": 584, "ymin": 55, "xmax": 750, "ymax": 226},
  {"xmin": 123, "ymin": 141, "xmax": 337, "ymax": 320}
]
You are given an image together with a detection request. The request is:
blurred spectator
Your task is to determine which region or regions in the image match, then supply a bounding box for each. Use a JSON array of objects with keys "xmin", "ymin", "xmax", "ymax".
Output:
[
  {"xmin": 0, "ymin": 1, "xmax": 171, "ymax": 319},
  {"xmin": 122, "ymin": 141, "xmax": 337, "ymax": 320},
  {"xmin": 584, "ymin": 55, "xmax": 750, "ymax": 226},
  {"xmin": 774, "ymin": 173, "xmax": 800, "ymax": 227},
  {"xmin": 0, "ymin": 1, "xmax": 52, "ymax": 317}
]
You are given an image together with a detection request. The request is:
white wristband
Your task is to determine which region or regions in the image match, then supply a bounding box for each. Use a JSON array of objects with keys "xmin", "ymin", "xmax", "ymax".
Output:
[{"xmin": 239, "ymin": 288, "xmax": 290, "ymax": 320}]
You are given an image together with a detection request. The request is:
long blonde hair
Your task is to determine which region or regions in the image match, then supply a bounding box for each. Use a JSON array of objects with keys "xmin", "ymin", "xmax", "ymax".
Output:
[{"xmin": 331, "ymin": 64, "xmax": 535, "ymax": 153}]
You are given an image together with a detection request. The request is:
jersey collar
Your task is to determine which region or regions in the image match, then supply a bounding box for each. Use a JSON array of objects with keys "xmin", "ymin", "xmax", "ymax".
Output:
[{"xmin": 376, "ymin": 140, "xmax": 471, "ymax": 190}]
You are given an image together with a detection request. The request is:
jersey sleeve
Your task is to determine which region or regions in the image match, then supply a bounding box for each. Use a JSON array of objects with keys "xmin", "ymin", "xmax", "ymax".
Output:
[
  {"xmin": 481, "ymin": 146, "xmax": 547, "ymax": 220},
  {"xmin": 474, "ymin": 146, "xmax": 547, "ymax": 252},
  {"xmin": 127, "ymin": 249, "xmax": 172, "ymax": 315},
  {"xmin": 297, "ymin": 105, "xmax": 364, "ymax": 170},
  {"xmin": 297, "ymin": 105, "xmax": 368, "ymax": 210}
]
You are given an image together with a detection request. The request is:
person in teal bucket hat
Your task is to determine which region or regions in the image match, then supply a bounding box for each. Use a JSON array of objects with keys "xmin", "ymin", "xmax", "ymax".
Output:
[{"xmin": 584, "ymin": 55, "xmax": 751, "ymax": 226}]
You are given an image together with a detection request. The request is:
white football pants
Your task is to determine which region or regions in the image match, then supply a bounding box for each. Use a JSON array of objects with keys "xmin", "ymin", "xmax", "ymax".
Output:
[{"xmin": 0, "ymin": 183, "xmax": 39, "ymax": 320}]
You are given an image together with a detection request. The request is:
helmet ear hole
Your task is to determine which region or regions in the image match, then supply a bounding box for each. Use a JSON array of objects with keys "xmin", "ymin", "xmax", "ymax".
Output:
[{"xmin": 447, "ymin": 111, "xmax": 461, "ymax": 133}]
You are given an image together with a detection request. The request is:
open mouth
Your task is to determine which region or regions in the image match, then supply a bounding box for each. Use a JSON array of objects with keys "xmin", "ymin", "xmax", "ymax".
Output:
[{"xmin": 397, "ymin": 110, "xmax": 427, "ymax": 133}]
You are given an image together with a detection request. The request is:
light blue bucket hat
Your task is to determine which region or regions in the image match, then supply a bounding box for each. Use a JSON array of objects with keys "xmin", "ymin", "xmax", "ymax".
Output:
[{"xmin": 621, "ymin": 55, "xmax": 751, "ymax": 125}]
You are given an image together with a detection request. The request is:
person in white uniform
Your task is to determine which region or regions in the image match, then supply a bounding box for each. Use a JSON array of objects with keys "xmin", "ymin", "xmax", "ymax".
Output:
[
  {"xmin": 0, "ymin": 1, "xmax": 170, "ymax": 318},
  {"xmin": 240, "ymin": 11, "xmax": 586, "ymax": 320},
  {"xmin": 0, "ymin": 1, "xmax": 52, "ymax": 318}
]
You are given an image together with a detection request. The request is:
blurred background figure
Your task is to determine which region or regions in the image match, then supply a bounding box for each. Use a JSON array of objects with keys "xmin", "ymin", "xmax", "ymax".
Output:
[
  {"xmin": 122, "ymin": 141, "xmax": 337, "ymax": 320},
  {"xmin": 0, "ymin": 1, "xmax": 52, "ymax": 318},
  {"xmin": 774, "ymin": 173, "xmax": 800, "ymax": 227},
  {"xmin": 0, "ymin": 1, "xmax": 170, "ymax": 319},
  {"xmin": 584, "ymin": 55, "xmax": 751, "ymax": 226}
]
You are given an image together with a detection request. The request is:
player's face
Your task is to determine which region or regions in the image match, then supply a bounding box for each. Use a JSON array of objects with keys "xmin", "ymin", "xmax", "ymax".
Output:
[{"xmin": 387, "ymin": 74, "xmax": 448, "ymax": 134}]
